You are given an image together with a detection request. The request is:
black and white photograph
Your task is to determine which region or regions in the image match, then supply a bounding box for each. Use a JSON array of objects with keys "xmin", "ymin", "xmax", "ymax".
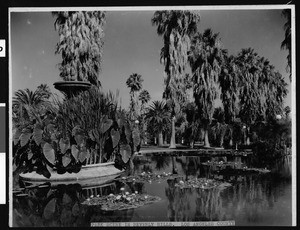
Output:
[{"xmin": 9, "ymin": 5, "xmax": 295, "ymax": 227}]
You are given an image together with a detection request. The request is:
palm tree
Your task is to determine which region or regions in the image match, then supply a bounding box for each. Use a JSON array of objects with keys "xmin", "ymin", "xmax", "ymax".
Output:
[
  {"xmin": 138, "ymin": 89, "xmax": 151, "ymax": 144},
  {"xmin": 152, "ymin": 10, "xmax": 200, "ymax": 149},
  {"xmin": 211, "ymin": 107, "xmax": 227, "ymax": 148},
  {"xmin": 188, "ymin": 29, "xmax": 226, "ymax": 147},
  {"xmin": 264, "ymin": 71, "xmax": 288, "ymax": 121},
  {"xmin": 235, "ymin": 48, "xmax": 262, "ymax": 126},
  {"xmin": 145, "ymin": 100, "xmax": 171, "ymax": 146},
  {"xmin": 281, "ymin": 9, "xmax": 291, "ymax": 81},
  {"xmin": 219, "ymin": 53, "xmax": 239, "ymax": 146},
  {"xmin": 138, "ymin": 89, "xmax": 151, "ymax": 113},
  {"xmin": 126, "ymin": 73, "xmax": 143, "ymax": 120},
  {"xmin": 12, "ymin": 84, "xmax": 52, "ymax": 129},
  {"xmin": 52, "ymin": 11, "xmax": 106, "ymax": 86}
]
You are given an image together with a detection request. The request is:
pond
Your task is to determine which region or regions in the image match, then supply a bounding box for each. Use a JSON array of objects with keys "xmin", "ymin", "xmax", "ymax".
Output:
[{"xmin": 12, "ymin": 152, "xmax": 292, "ymax": 227}]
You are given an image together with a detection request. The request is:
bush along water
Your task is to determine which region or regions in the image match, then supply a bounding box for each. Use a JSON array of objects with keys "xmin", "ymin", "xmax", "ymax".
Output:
[{"xmin": 13, "ymin": 87, "xmax": 140, "ymax": 178}]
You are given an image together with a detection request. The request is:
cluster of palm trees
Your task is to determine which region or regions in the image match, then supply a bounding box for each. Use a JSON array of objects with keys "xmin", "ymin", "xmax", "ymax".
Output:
[
  {"xmin": 146, "ymin": 10, "xmax": 289, "ymax": 148},
  {"xmin": 13, "ymin": 10, "xmax": 291, "ymax": 151}
]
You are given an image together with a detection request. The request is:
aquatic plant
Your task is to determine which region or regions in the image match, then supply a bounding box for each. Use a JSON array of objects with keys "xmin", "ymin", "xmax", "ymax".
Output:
[
  {"xmin": 13, "ymin": 88, "xmax": 141, "ymax": 178},
  {"xmin": 82, "ymin": 192, "xmax": 161, "ymax": 211},
  {"xmin": 174, "ymin": 177, "xmax": 231, "ymax": 190},
  {"xmin": 116, "ymin": 171, "xmax": 174, "ymax": 184}
]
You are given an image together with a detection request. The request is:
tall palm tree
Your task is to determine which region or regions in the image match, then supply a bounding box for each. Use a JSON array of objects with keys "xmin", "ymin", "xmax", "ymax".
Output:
[
  {"xmin": 12, "ymin": 84, "xmax": 52, "ymax": 129},
  {"xmin": 152, "ymin": 10, "xmax": 200, "ymax": 149},
  {"xmin": 188, "ymin": 29, "xmax": 226, "ymax": 147},
  {"xmin": 145, "ymin": 100, "xmax": 171, "ymax": 146},
  {"xmin": 126, "ymin": 73, "xmax": 143, "ymax": 120},
  {"xmin": 281, "ymin": 9, "xmax": 291, "ymax": 81},
  {"xmin": 219, "ymin": 53, "xmax": 239, "ymax": 146},
  {"xmin": 264, "ymin": 71, "xmax": 288, "ymax": 121},
  {"xmin": 235, "ymin": 48, "xmax": 262, "ymax": 127},
  {"xmin": 52, "ymin": 11, "xmax": 106, "ymax": 86}
]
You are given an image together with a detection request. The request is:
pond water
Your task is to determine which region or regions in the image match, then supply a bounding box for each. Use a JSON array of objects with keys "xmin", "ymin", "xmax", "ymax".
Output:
[{"xmin": 13, "ymin": 153, "xmax": 292, "ymax": 227}]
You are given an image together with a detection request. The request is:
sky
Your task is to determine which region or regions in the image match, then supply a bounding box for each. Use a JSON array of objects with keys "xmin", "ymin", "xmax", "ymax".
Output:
[{"xmin": 10, "ymin": 8, "xmax": 291, "ymax": 109}]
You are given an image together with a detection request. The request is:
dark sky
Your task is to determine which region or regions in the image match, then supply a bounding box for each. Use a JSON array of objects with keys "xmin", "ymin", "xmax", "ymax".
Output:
[{"xmin": 10, "ymin": 8, "xmax": 291, "ymax": 108}]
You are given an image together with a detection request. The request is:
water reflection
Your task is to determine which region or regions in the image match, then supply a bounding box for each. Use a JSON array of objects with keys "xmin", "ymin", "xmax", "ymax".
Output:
[{"xmin": 13, "ymin": 155, "xmax": 292, "ymax": 226}]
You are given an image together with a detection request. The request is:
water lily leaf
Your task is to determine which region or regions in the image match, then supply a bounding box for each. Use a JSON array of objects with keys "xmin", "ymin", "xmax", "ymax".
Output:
[
  {"xmin": 62, "ymin": 155, "xmax": 72, "ymax": 167},
  {"xmin": 71, "ymin": 145, "xmax": 79, "ymax": 160},
  {"xmin": 13, "ymin": 129, "xmax": 21, "ymax": 145},
  {"xmin": 43, "ymin": 143, "xmax": 56, "ymax": 165},
  {"xmin": 72, "ymin": 203, "xmax": 80, "ymax": 216},
  {"xmin": 62, "ymin": 193, "xmax": 72, "ymax": 205},
  {"xmin": 43, "ymin": 198, "xmax": 56, "ymax": 220},
  {"xmin": 110, "ymin": 129, "xmax": 120, "ymax": 148},
  {"xmin": 20, "ymin": 132, "xmax": 32, "ymax": 147},
  {"xmin": 120, "ymin": 144, "xmax": 132, "ymax": 163},
  {"xmin": 78, "ymin": 148, "xmax": 88, "ymax": 163},
  {"xmin": 100, "ymin": 119, "xmax": 113, "ymax": 134},
  {"xmin": 33, "ymin": 125, "xmax": 43, "ymax": 146},
  {"xmin": 59, "ymin": 138, "xmax": 70, "ymax": 154}
]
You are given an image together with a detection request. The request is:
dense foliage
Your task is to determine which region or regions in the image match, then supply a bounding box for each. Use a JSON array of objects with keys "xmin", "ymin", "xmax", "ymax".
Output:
[{"xmin": 13, "ymin": 87, "xmax": 140, "ymax": 178}]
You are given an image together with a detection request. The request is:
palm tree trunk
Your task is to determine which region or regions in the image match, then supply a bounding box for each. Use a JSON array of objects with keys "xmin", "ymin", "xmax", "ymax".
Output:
[
  {"xmin": 169, "ymin": 116, "xmax": 176, "ymax": 149},
  {"xmin": 246, "ymin": 127, "xmax": 250, "ymax": 145},
  {"xmin": 220, "ymin": 135, "xmax": 224, "ymax": 148},
  {"xmin": 203, "ymin": 124, "xmax": 210, "ymax": 148},
  {"xmin": 158, "ymin": 132, "xmax": 164, "ymax": 146}
]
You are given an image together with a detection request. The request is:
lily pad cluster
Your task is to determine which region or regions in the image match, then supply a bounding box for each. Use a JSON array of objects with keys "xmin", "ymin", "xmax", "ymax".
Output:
[
  {"xmin": 218, "ymin": 166, "xmax": 271, "ymax": 175},
  {"xmin": 82, "ymin": 192, "xmax": 161, "ymax": 211},
  {"xmin": 202, "ymin": 160, "xmax": 245, "ymax": 168},
  {"xmin": 174, "ymin": 177, "xmax": 232, "ymax": 190},
  {"xmin": 116, "ymin": 171, "xmax": 174, "ymax": 183}
]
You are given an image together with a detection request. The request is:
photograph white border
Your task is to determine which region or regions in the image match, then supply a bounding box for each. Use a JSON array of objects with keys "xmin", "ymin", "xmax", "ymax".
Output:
[{"xmin": 8, "ymin": 4, "xmax": 296, "ymax": 227}]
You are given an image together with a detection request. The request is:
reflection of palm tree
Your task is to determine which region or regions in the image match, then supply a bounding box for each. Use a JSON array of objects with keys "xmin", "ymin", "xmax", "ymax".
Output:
[
  {"xmin": 195, "ymin": 188, "xmax": 224, "ymax": 221},
  {"xmin": 175, "ymin": 156, "xmax": 201, "ymax": 179},
  {"xmin": 151, "ymin": 155, "xmax": 171, "ymax": 170},
  {"xmin": 165, "ymin": 179, "xmax": 193, "ymax": 221}
]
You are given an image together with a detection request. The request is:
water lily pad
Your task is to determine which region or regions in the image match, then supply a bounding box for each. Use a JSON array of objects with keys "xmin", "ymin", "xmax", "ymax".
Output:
[
  {"xmin": 174, "ymin": 177, "xmax": 232, "ymax": 190},
  {"xmin": 116, "ymin": 171, "xmax": 175, "ymax": 183},
  {"xmin": 82, "ymin": 193, "xmax": 161, "ymax": 211}
]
